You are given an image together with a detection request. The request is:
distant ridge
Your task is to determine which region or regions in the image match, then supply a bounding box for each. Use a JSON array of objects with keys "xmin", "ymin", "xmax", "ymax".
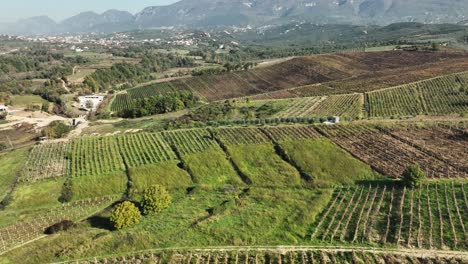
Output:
[{"xmin": 1, "ymin": 0, "xmax": 468, "ymax": 35}]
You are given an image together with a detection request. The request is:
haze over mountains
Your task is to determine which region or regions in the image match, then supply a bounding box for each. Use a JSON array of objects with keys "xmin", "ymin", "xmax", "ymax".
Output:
[{"xmin": 1, "ymin": 0, "xmax": 467, "ymax": 35}]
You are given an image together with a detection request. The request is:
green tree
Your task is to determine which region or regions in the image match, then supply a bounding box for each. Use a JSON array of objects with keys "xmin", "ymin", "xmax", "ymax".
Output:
[
  {"xmin": 141, "ymin": 185, "xmax": 171, "ymax": 215},
  {"xmin": 401, "ymin": 164, "xmax": 427, "ymax": 188},
  {"xmin": 41, "ymin": 101, "xmax": 50, "ymax": 113},
  {"xmin": 110, "ymin": 201, "xmax": 142, "ymax": 230}
]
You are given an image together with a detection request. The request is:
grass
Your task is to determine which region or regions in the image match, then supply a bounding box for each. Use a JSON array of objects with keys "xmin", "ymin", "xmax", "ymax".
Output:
[
  {"xmin": 7, "ymin": 179, "xmax": 64, "ymax": 212},
  {"xmin": 278, "ymin": 139, "xmax": 381, "ymax": 186},
  {"xmin": 181, "ymin": 147, "xmax": 244, "ymax": 186},
  {"xmin": 70, "ymin": 173, "xmax": 127, "ymax": 201},
  {"xmin": 1, "ymin": 187, "xmax": 333, "ymax": 263},
  {"xmin": 10, "ymin": 95, "xmax": 47, "ymax": 107},
  {"xmin": 227, "ymin": 144, "xmax": 302, "ymax": 187},
  {"xmin": 0, "ymin": 148, "xmax": 29, "ymax": 201},
  {"xmin": 128, "ymin": 161, "xmax": 192, "ymax": 199}
]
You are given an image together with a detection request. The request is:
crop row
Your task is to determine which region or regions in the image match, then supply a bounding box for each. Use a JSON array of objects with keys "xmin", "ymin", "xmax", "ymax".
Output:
[
  {"xmin": 69, "ymin": 137, "xmax": 125, "ymax": 177},
  {"xmin": 262, "ymin": 126, "xmax": 321, "ymax": 142},
  {"xmin": 20, "ymin": 142, "xmax": 69, "ymax": 182},
  {"xmin": 162, "ymin": 129, "xmax": 217, "ymax": 156},
  {"xmin": 116, "ymin": 133, "xmax": 176, "ymax": 167},
  {"xmin": 0, "ymin": 197, "xmax": 115, "ymax": 254},
  {"xmin": 311, "ymin": 184, "xmax": 467, "ymax": 250},
  {"xmin": 216, "ymin": 128, "xmax": 271, "ymax": 145}
]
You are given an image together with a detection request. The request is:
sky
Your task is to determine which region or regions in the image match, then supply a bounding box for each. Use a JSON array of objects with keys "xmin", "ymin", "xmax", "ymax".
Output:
[{"xmin": 0, "ymin": 0, "xmax": 180, "ymax": 23}]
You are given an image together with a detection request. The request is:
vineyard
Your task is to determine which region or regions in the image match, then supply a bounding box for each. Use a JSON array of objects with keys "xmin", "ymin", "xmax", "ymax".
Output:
[
  {"xmin": 0, "ymin": 197, "xmax": 115, "ymax": 254},
  {"xmin": 69, "ymin": 248, "xmax": 467, "ymax": 264},
  {"xmin": 317, "ymin": 124, "xmax": 466, "ymax": 179},
  {"xmin": 162, "ymin": 129, "xmax": 217, "ymax": 155},
  {"xmin": 116, "ymin": 133, "xmax": 176, "ymax": 167},
  {"xmin": 311, "ymin": 183, "xmax": 467, "ymax": 250},
  {"xmin": 273, "ymin": 97, "xmax": 324, "ymax": 118},
  {"xmin": 20, "ymin": 142, "xmax": 69, "ymax": 182},
  {"xmin": 262, "ymin": 126, "xmax": 321, "ymax": 142},
  {"xmin": 216, "ymin": 128, "xmax": 271, "ymax": 145},
  {"xmin": 111, "ymin": 82, "xmax": 188, "ymax": 112},
  {"xmin": 367, "ymin": 72, "xmax": 468, "ymax": 117},
  {"xmin": 69, "ymin": 137, "xmax": 125, "ymax": 177}
]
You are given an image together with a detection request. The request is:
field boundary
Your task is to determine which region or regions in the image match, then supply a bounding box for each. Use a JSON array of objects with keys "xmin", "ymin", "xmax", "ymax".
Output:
[{"xmin": 51, "ymin": 245, "xmax": 468, "ymax": 263}]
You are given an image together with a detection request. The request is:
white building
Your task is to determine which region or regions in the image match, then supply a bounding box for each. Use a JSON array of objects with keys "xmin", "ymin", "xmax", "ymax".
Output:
[
  {"xmin": 0, "ymin": 105, "xmax": 7, "ymax": 112},
  {"xmin": 78, "ymin": 95, "xmax": 105, "ymax": 111}
]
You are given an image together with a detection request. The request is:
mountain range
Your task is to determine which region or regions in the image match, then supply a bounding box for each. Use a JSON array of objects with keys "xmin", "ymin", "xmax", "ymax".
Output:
[{"xmin": 1, "ymin": 0, "xmax": 467, "ymax": 35}]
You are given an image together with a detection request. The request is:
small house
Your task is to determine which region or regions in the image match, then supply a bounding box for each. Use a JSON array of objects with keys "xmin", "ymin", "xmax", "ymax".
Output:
[
  {"xmin": 78, "ymin": 95, "xmax": 105, "ymax": 111},
  {"xmin": 0, "ymin": 105, "xmax": 8, "ymax": 112}
]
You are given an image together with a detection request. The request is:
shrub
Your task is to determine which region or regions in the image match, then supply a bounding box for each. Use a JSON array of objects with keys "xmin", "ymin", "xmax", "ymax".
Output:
[
  {"xmin": 141, "ymin": 185, "xmax": 172, "ymax": 215},
  {"xmin": 401, "ymin": 164, "xmax": 427, "ymax": 188},
  {"xmin": 43, "ymin": 121, "xmax": 71, "ymax": 139},
  {"xmin": 0, "ymin": 112, "xmax": 7, "ymax": 120},
  {"xmin": 58, "ymin": 180, "xmax": 73, "ymax": 203},
  {"xmin": 44, "ymin": 220, "xmax": 75, "ymax": 234},
  {"xmin": 110, "ymin": 201, "xmax": 142, "ymax": 230}
]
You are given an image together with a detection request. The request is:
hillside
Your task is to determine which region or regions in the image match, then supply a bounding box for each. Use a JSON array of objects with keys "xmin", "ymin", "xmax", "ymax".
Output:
[{"xmin": 111, "ymin": 50, "xmax": 468, "ymax": 110}]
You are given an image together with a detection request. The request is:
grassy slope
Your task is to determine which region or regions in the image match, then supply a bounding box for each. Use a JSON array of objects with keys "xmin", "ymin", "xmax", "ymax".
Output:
[
  {"xmin": 182, "ymin": 147, "xmax": 244, "ymax": 186},
  {"xmin": 279, "ymin": 139, "xmax": 380, "ymax": 186},
  {"xmin": 70, "ymin": 172, "xmax": 127, "ymax": 201},
  {"xmin": 8, "ymin": 179, "xmax": 64, "ymax": 211},
  {"xmin": 2, "ymin": 187, "xmax": 333, "ymax": 264},
  {"xmin": 128, "ymin": 161, "xmax": 192, "ymax": 199},
  {"xmin": 0, "ymin": 148, "xmax": 29, "ymax": 201},
  {"xmin": 227, "ymin": 144, "xmax": 302, "ymax": 187}
]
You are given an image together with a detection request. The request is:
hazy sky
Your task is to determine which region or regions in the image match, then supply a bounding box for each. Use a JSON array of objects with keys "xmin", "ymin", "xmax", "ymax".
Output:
[{"xmin": 0, "ymin": 0, "xmax": 180, "ymax": 22}]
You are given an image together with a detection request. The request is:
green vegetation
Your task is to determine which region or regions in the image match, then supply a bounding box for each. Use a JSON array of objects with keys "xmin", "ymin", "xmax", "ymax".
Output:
[
  {"xmin": 70, "ymin": 173, "xmax": 127, "ymax": 201},
  {"xmin": 402, "ymin": 164, "xmax": 427, "ymax": 188},
  {"xmin": 278, "ymin": 139, "xmax": 380, "ymax": 187},
  {"xmin": 115, "ymin": 91, "xmax": 198, "ymax": 118},
  {"xmin": 0, "ymin": 148, "xmax": 29, "ymax": 201},
  {"xmin": 43, "ymin": 121, "xmax": 71, "ymax": 139},
  {"xmin": 7, "ymin": 179, "xmax": 64, "ymax": 211},
  {"xmin": 227, "ymin": 144, "xmax": 302, "ymax": 187},
  {"xmin": 181, "ymin": 147, "xmax": 243, "ymax": 186},
  {"xmin": 110, "ymin": 201, "xmax": 142, "ymax": 230},
  {"xmin": 128, "ymin": 162, "xmax": 192, "ymax": 198},
  {"xmin": 141, "ymin": 185, "xmax": 172, "ymax": 215},
  {"xmin": 367, "ymin": 72, "xmax": 468, "ymax": 117}
]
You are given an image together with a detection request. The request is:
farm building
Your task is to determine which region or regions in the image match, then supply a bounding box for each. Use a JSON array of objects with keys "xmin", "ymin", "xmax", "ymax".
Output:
[
  {"xmin": 0, "ymin": 105, "xmax": 7, "ymax": 112},
  {"xmin": 78, "ymin": 95, "xmax": 105, "ymax": 111}
]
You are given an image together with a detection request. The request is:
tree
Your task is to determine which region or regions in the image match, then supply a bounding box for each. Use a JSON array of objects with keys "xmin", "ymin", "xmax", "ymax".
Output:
[
  {"xmin": 41, "ymin": 101, "xmax": 50, "ymax": 113},
  {"xmin": 141, "ymin": 185, "xmax": 171, "ymax": 215},
  {"xmin": 401, "ymin": 164, "xmax": 427, "ymax": 188},
  {"xmin": 110, "ymin": 201, "xmax": 142, "ymax": 230}
]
